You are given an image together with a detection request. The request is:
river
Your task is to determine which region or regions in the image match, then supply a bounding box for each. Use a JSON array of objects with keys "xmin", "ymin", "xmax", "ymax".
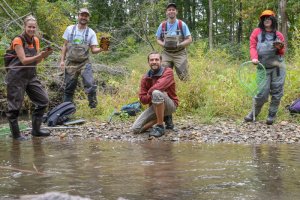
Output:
[{"xmin": 0, "ymin": 138, "xmax": 300, "ymax": 199}]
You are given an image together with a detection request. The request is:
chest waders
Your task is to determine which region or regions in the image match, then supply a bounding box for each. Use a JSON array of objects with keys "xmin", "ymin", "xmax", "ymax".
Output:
[
  {"xmin": 161, "ymin": 21, "xmax": 184, "ymax": 53},
  {"xmin": 5, "ymin": 36, "xmax": 50, "ymax": 140},
  {"xmin": 244, "ymin": 32, "xmax": 285, "ymax": 124},
  {"xmin": 64, "ymin": 25, "xmax": 98, "ymax": 108},
  {"xmin": 161, "ymin": 21, "xmax": 189, "ymax": 82},
  {"xmin": 161, "ymin": 23, "xmax": 185, "ymax": 129}
]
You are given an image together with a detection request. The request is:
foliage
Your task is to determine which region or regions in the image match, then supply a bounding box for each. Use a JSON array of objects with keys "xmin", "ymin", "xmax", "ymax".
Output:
[
  {"xmin": 1, "ymin": 0, "xmax": 300, "ymax": 124},
  {"xmin": 35, "ymin": 0, "xmax": 73, "ymax": 44}
]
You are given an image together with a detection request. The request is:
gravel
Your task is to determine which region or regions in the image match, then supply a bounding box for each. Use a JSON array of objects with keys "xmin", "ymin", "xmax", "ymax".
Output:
[{"xmin": 39, "ymin": 118, "xmax": 300, "ymax": 144}]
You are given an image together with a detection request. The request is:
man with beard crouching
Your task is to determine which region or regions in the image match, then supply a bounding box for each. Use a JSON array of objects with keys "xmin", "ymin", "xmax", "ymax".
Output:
[
  {"xmin": 60, "ymin": 8, "xmax": 103, "ymax": 108},
  {"xmin": 131, "ymin": 51, "xmax": 179, "ymax": 137}
]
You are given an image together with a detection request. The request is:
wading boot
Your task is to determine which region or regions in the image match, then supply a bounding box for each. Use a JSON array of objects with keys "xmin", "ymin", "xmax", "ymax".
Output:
[
  {"xmin": 164, "ymin": 115, "xmax": 174, "ymax": 129},
  {"xmin": 31, "ymin": 116, "xmax": 50, "ymax": 137},
  {"xmin": 266, "ymin": 112, "xmax": 276, "ymax": 125},
  {"xmin": 8, "ymin": 119, "xmax": 27, "ymax": 141},
  {"xmin": 63, "ymin": 93, "xmax": 74, "ymax": 103},
  {"xmin": 244, "ymin": 104, "xmax": 263, "ymax": 122},
  {"xmin": 88, "ymin": 92, "xmax": 98, "ymax": 109},
  {"xmin": 244, "ymin": 112, "xmax": 255, "ymax": 122},
  {"xmin": 149, "ymin": 125, "xmax": 165, "ymax": 137}
]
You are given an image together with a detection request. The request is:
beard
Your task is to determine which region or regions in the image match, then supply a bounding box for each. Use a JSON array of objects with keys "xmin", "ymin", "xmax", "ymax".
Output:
[
  {"xmin": 79, "ymin": 19, "xmax": 88, "ymax": 25},
  {"xmin": 150, "ymin": 64, "xmax": 160, "ymax": 73}
]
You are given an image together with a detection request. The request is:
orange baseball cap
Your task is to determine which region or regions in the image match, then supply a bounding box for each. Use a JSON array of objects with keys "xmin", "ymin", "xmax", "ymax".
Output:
[{"xmin": 260, "ymin": 10, "xmax": 275, "ymax": 19}]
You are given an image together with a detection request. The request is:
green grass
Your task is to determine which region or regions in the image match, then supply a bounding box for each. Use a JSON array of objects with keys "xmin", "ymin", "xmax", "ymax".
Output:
[
  {"xmin": 71, "ymin": 40, "xmax": 300, "ymax": 124},
  {"xmin": 2, "ymin": 40, "xmax": 299, "ymax": 124},
  {"xmin": 0, "ymin": 123, "xmax": 28, "ymax": 136}
]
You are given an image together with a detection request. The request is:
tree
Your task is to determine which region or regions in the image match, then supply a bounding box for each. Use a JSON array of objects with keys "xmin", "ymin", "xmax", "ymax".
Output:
[
  {"xmin": 208, "ymin": 0, "xmax": 213, "ymax": 50},
  {"xmin": 279, "ymin": 0, "xmax": 288, "ymax": 50}
]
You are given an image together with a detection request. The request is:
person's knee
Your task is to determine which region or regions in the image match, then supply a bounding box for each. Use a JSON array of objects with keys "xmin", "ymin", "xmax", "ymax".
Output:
[
  {"xmin": 270, "ymin": 86, "xmax": 284, "ymax": 97},
  {"xmin": 152, "ymin": 90, "xmax": 165, "ymax": 104}
]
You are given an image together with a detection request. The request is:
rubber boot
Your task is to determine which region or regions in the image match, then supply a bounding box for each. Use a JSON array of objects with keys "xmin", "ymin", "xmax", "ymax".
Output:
[
  {"xmin": 164, "ymin": 115, "xmax": 174, "ymax": 129},
  {"xmin": 64, "ymin": 78, "xmax": 78, "ymax": 102},
  {"xmin": 266, "ymin": 98, "xmax": 280, "ymax": 125},
  {"xmin": 88, "ymin": 92, "xmax": 97, "ymax": 108},
  {"xmin": 244, "ymin": 104, "xmax": 263, "ymax": 122},
  {"xmin": 266, "ymin": 112, "xmax": 277, "ymax": 125},
  {"xmin": 31, "ymin": 116, "xmax": 50, "ymax": 137},
  {"xmin": 63, "ymin": 93, "xmax": 74, "ymax": 103},
  {"xmin": 8, "ymin": 119, "xmax": 27, "ymax": 141}
]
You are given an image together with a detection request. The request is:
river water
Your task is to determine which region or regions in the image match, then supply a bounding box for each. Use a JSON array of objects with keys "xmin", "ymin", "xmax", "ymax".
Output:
[{"xmin": 0, "ymin": 138, "xmax": 300, "ymax": 200}]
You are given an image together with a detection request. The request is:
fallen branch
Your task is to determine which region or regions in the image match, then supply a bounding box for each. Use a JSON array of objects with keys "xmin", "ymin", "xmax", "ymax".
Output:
[{"xmin": 25, "ymin": 126, "xmax": 80, "ymax": 131}]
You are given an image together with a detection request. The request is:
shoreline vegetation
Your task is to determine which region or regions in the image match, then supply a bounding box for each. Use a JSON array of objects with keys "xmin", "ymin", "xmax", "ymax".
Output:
[
  {"xmin": 1, "ymin": 1, "xmax": 300, "ymax": 141},
  {"xmin": 1, "ymin": 42, "xmax": 300, "ymax": 143}
]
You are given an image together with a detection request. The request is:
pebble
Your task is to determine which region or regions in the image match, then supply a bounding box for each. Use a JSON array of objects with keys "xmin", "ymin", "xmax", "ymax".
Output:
[{"xmin": 41, "ymin": 119, "xmax": 300, "ymax": 144}]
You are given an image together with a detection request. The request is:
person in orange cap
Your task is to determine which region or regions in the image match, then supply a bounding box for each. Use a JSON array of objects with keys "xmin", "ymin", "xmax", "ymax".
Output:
[{"xmin": 244, "ymin": 10, "xmax": 286, "ymax": 125}]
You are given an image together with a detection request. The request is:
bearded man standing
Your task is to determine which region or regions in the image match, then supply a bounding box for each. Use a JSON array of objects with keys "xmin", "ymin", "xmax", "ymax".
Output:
[{"xmin": 60, "ymin": 8, "xmax": 103, "ymax": 108}]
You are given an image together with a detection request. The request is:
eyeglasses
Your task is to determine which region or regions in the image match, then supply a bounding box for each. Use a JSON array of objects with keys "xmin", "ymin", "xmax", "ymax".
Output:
[{"xmin": 264, "ymin": 17, "xmax": 272, "ymax": 21}]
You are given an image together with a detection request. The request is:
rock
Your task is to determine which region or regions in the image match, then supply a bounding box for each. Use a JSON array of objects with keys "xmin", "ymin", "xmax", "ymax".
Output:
[{"xmin": 43, "ymin": 119, "xmax": 300, "ymax": 144}]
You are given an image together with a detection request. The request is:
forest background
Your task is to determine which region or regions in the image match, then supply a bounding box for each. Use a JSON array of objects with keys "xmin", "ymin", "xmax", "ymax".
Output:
[{"xmin": 0, "ymin": 0, "xmax": 299, "ymax": 124}]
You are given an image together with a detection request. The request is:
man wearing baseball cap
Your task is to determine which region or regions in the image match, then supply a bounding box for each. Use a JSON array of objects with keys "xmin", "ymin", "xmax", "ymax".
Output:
[
  {"xmin": 156, "ymin": 3, "xmax": 192, "ymax": 130},
  {"xmin": 60, "ymin": 8, "xmax": 104, "ymax": 108},
  {"xmin": 78, "ymin": 8, "xmax": 90, "ymax": 15}
]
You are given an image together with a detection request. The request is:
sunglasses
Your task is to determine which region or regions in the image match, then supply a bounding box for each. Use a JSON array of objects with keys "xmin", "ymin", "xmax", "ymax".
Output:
[{"xmin": 264, "ymin": 17, "xmax": 272, "ymax": 21}]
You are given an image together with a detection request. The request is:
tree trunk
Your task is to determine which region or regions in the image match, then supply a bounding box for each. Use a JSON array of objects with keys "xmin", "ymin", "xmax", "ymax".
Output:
[
  {"xmin": 279, "ymin": 0, "xmax": 288, "ymax": 50},
  {"xmin": 237, "ymin": 1, "xmax": 243, "ymax": 44},
  {"xmin": 209, "ymin": 0, "xmax": 213, "ymax": 50}
]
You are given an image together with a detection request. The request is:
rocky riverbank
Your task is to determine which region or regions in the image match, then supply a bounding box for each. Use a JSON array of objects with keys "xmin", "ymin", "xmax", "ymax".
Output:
[{"xmin": 11, "ymin": 118, "xmax": 300, "ymax": 144}]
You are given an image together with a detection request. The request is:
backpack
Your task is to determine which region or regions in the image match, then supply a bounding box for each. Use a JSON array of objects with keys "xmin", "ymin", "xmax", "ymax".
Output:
[
  {"xmin": 286, "ymin": 98, "xmax": 300, "ymax": 115},
  {"xmin": 120, "ymin": 101, "xmax": 142, "ymax": 116},
  {"xmin": 161, "ymin": 19, "xmax": 184, "ymax": 40},
  {"xmin": 108, "ymin": 101, "xmax": 142, "ymax": 123},
  {"xmin": 4, "ymin": 35, "xmax": 37, "ymax": 68},
  {"xmin": 43, "ymin": 102, "xmax": 76, "ymax": 126}
]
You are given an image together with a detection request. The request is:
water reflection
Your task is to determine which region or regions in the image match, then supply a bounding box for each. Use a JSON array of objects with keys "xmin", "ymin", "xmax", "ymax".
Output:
[
  {"xmin": 10, "ymin": 140, "xmax": 21, "ymax": 168},
  {"xmin": 32, "ymin": 138, "xmax": 46, "ymax": 172},
  {"xmin": 141, "ymin": 142, "xmax": 180, "ymax": 200},
  {"xmin": 1, "ymin": 140, "xmax": 300, "ymax": 199},
  {"xmin": 253, "ymin": 145, "xmax": 285, "ymax": 200},
  {"xmin": 6, "ymin": 139, "xmax": 48, "ymax": 197}
]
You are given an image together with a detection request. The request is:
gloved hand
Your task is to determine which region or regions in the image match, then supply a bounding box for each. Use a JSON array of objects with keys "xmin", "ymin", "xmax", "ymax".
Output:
[{"xmin": 273, "ymin": 41, "xmax": 284, "ymax": 50}]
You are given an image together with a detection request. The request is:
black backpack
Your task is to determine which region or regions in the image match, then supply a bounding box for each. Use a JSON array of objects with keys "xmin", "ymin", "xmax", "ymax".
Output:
[{"xmin": 43, "ymin": 102, "xmax": 76, "ymax": 126}]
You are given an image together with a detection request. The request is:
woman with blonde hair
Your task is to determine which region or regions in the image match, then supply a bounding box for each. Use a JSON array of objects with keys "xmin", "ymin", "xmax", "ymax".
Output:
[{"xmin": 5, "ymin": 15, "xmax": 53, "ymax": 140}]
